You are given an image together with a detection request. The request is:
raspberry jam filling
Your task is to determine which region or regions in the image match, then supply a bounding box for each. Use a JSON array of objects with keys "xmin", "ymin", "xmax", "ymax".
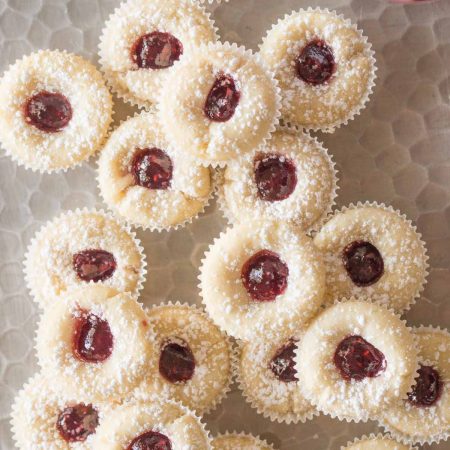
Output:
[
  {"xmin": 56, "ymin": 403, "xmax": 99, "ymax": 443},
  {"xmin": 295, "ymin": 39, "xmax": 336, "ymax": 85},
  {"xmin": 342, "ymin": 241, "xmax": 384, "ymax": 287},
  {"xmin": 159, "ymin": 338, "xmax": 195, "ymax": 384},
  {"xmin": 254, "ymin": 154, "xmax": 298, "ymax": 202},
  {"xmin": 241, "ymin": 249, "xmax": 289, "ymax": 302},
  {"xmin": 204, "ymin": 73, "xmax": 241, "ymax": 122},
  {"xmin": 127, "ymin": 431, "xmax": 172, "ymax": 450},
  {"xmin": 131, "ymin": 31, "xmax": 183, "ymax": 70},
  {"xmin": 407, "ymin": 364, "xmax": 443, "ymax": 408},
  {"xmin": 334, "ymin": 335, "xmax": 386, "ymax": 381},
  {"xmin": 130, "ymin": 147, "xmax": 173, "ymax": 190},
  {"xmin": 73, "ymin": 310, "xmax": 113, "ymax": 363},
  {"xmin": 24, "ymin": 91, "xmax": 72, "ymax": 132},
  {"xmin": 73, "ymin": 249, "xmax": 117, "ymax": 283},
  {"xmin": 131, "ymin": 148, "xmax": 173, "ymax": 190},
  {"xmin": 269, "ymin": 339, "xmax": 299, "ymax": 383}
]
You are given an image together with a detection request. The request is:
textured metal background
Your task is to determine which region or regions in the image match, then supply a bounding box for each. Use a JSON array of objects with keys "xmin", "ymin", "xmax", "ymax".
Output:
[{"xmin": 0, "ymin": 0, "xmax": 449, "ymax": 448}]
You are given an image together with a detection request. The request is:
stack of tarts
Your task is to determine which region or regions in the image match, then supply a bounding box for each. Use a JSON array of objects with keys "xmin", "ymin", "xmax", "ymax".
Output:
[{"xmin": 2, "ymin": 1, "xmax": 447, "ymax": 450}]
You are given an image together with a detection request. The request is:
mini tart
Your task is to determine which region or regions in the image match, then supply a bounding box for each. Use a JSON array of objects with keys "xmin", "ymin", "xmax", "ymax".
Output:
[
  {"xmin": 296, "ymin": 300, "xmax": 419, "ymax": 422},
  {"xmin": 259, "ymin": 8, "xmax": 376, "ymax": 132},
  {"xmin": 0, "ymin": 50, "xmax": 112, "ymax": 172},
  {"xmin": 11, "ymin": 374, "xmax": 106, "ymax": 449},
  {"xmin": 379, "ymin": 327, "xmax": 450, "ymax": 445},
  {"xmin": 99, "ymin": 0, "xmax": 217, "ymax": 108},
  {"xmin": 342, "ymin": 434, "xmax": 416, "ymax": 450},
  {"xmin": 212, "ymin": 432, "xmax": 274, "ymax": 450},
  {"xmin": 133, "ymin": 303, "xmax": 234, "ymax": 414},
  {"xmin": 158, "ymin": 41, "xmax": 281, "ymax": 166},
  {"xmin": 313, "ymin": 203, "xmax": 428, "ymax": 312},
  {"xmin": 92, "ymin": 400, "xmax": 211, "ymax": 449},
  {"xmin": 220, "ymin": 127, "xmax": 337, "ymax": 230},
  {"xmin": 199, "ymin": 221, "xmax": 325, "ymax": 341},
  {"xmin": 36, "ymin": 285, "xmax": 154, "ymax": 402},
  {"xmin": 24, "ymin": 209, "xmax": 146, "ymax": 308},
  {"xmin": 237, "ymin": 325, "xmax": 316, "ymax": 423},
  {"xmin": 98, "ymin": 111, "xmax": 212, "ymax": 230}
]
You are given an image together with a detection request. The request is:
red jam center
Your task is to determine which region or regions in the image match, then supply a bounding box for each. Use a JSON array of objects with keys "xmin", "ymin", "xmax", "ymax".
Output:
[
  {"xmin": 241, "ymin": 250, "xmax": 289, "ymax": 302},
  {"xmin": 127, "ymin": 431, "xmax": 172, "ymax": 450},
  {"xmin": 24, "ymin": 91, "xmax": 72, "ymax": 132},
  {"xmin": 295, "ymin": 39, "xmax": 336, "ymax": 85},
  {"xmin": 131, "ymin": 148, "xmax": 173, "ymax": 190},
  {"xmin": 254, "ymin": 154, "xmax": 298, "ymax": 202},
  {"xmin": 407, "ymin": 364, "xmax": 443, "ymax": 408},
  {"xmin": 73, "ymin": 310, "xmax": 114, "ymax": 363},
  {"xmin": 73, "ymin": 249, "xmax": 117, "ymax": 283},
  {"xmin": 204, "ymin": 73, "xmax": 241, "ymax": 122},
  {"xmin": 56, "ymin": 403, "xmax": 99, "ymax": 442},
  {"xmin": 342, "ymin": 241, "xmax": 384, "ymax": 287},
  {"xmin": 334, "ymin": 335, "xmax": 386, "ymax": 382},
  {"xmin": 269, "ymin": 339, "xmax": 299, "ymax": 383},
  {"xmin": 159, "ymin": 339, "xmax": 195, "ymax": 384},
  {"xmin": 131, "ymin": 31, "xmax": 183, "ymax": 70}
]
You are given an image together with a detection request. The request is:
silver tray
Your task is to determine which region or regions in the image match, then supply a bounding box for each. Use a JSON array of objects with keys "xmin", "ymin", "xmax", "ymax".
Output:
[{"xmin": 0, "ymin": 0, "xmax": 449, "ymax": 448}]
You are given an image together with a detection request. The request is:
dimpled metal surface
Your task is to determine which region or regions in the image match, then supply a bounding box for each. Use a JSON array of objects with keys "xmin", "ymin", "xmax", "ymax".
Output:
[{"xmin": 0, "ymin": 1, "xmax": 449, "ymax": 449}]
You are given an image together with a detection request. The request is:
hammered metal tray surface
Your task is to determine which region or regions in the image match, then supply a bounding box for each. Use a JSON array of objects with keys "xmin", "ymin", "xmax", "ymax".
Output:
[{"xmin": 0, "ymin": 0, "xmax": 450, "ymax": 449}]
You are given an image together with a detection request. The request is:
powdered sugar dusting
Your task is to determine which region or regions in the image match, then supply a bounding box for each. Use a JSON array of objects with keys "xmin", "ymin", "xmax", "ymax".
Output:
[
  {"xmin": 296, "ymin": 300, "xmax": 419, "ymax": 423},
  {"xmin": 199, "ymin": 220, "xmax": 326, "ymax": 341},
  {"xmin": 99, "ymin": 0, "xmax": 218, "ymax": 107},
  {"xmin": 237, "ymin": 324, "xmax": 317, "ymax": 424},
  {"xmin": 35, "ymin": 286, "xmax": 155, "ymax": 402},
  {"xmin": 379, "ymin": 326, "xmax": 450, "ymax": 445},
  {"xmin": 313, "ymin": 203, "xmax": 429, "ymax": 312},
  {"xmin": 24, "ymin": 209, "xmax": 146, "ymax": 308},
  {"xmin": 220, "ymin": 126, "xmax": 338, "ymax": 231},
  {"xmin": 259, "ymin": 8, "xmax": 376, "ymax": 132},
  {"xmin": 0, "ymin": 50, "xmax": 112, "ymax": 172},
  {"xmin": 132, "ymin": 303, "xmax": 234, "ymax": 415},
  {"xmin": 11, "ymin": 374, "xmax": 108, "ymax": 450},
  {"xmin": 97, "ymin": 111, "xmax": 213, "ymax": 230},
  {"xmin": 92, "ymin": 400, "xmax": 211, "ymax": 449},
  {"xmin": 212, "ymin": 431, "xmax": 275, "ymax": 450},
  {"xmin": 342, "ymin": 433, "xmax": 416, "ymax": 450},
  {"xmin": 158, "ymin": 41, "xmax": 281, "ymax": 166}
]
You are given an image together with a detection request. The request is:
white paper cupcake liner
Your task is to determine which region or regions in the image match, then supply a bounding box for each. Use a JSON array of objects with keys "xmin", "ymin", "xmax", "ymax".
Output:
[
  {"xmin": 340, "ymin": 433, "xmax": 418, "ymax": 450},
  {"xmin": 234, "ymin": 334, "xmax": 319, "ymax": 424},
  {"xmin": 96, "ymin": 111, "xmax": 216, "ymax": 232},
  {"xmin": 294, "ymin": 297, "xmax": 421, "ymax": 423},
  {"xmin": 157, "ymin": 40, "xmax": 282, "ymax": 168},
  {"xmin": 377, "ymin": 325, "xmax": 450, "ymax": 446},
  {"xmin": 23, "ymin": 207, "xmax": 147, "ymax": 309},
  {"xmin": 212, "ymin": 431, "xmax": 276, "ymax": 450},
  {"xmin": 136, "ymin": 300, "xmax": 236, "ymax": 416},
  {"xmin": 213, "ymin": 166, "xmax": 234, "ymax": 222},
  {"xmin": 98, "ymin": 0, "xmax": 219, "ymax": 110},
  {"xmin": 259, "ymin": 7, "xmax": 377, "ymax": 133},
  {"xmin": 0, "ymin": 49, "xmax": 113, "ymax": 174},
  {"xmin": 317, "ymin": 201, "xmax": 429, "ymax": 313},
  {"xmin": 215, "ymin": 124, "xmax": 339, "ymax": 235}
]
